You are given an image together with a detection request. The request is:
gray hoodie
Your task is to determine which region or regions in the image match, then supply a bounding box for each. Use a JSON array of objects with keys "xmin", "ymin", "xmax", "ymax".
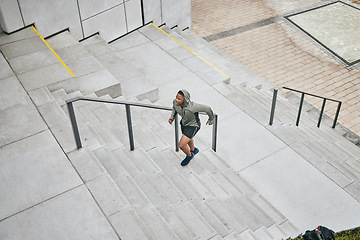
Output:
[{"xmin": 170, "ymin": 89, "xmax": 214, "ymax": 128}]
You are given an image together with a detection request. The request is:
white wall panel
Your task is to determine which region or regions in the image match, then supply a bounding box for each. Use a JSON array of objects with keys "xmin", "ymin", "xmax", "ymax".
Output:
[
  {"xmin": 18, "ymin": 0, "xmax": 83, "ymax": 40},
  {"xmin": 0, "ymin": 0, "xmax": 24, "ymax": 33},
  {"xmin": 82, "ymin": 5, "xmax": 127, "ymax": 42},
  {"xmin": 142, "ymin": 0, "xmax": 162, "ymax": 25},
  {"xmin": 78, "ymin": 0, "xmax": 123, "ymax": 20},
  {"xmin": 162, "ymin": 0, "xmax": 191, "ymax": 29},
  {"xmin": 125, "ymin": 0, "xmax": 142, "ymax": 32},
  {"xmin": 0, "ymin": 0, "xmax": 191, "ymax": 41}
]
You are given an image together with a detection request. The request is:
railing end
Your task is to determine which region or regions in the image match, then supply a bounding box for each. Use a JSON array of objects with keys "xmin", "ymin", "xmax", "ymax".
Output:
[{"xmin": 66, "ymin": 96, "xmax": 82, "ymax": 104}]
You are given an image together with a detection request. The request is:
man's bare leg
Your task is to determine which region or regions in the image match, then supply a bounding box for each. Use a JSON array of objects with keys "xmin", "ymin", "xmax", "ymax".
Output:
[
  {"xmin": 188, "ymin": 138, "xmax": 195, "ymax": 152},
  {"xmin": 179, "ymin": 134, "xmax": 192, "ymax": 157}
]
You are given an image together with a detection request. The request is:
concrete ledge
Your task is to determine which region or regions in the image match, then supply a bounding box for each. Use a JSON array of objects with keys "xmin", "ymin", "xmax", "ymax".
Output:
[
  {"xmin": 239, "ymin": 146, "xmax": 360, "ymax": 232},
  {"xmin": 0, "ymin": 130, "xmax": 82, "ymax": 221},
  {"xmin": 0, "ymin": 76, "xmax": 47, "ymax": 146},
  {"xmin": 0, "ymin": 186, "xmax": 118, "ymax": 240}
]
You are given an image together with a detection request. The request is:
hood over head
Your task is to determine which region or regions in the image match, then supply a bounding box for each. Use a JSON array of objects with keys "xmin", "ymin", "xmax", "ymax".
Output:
[{"xmin": 179, "ymin": 89, "xmax": 191, "ymax": 106}]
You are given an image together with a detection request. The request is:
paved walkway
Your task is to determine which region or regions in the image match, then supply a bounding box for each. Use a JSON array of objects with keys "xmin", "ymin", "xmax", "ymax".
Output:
[{"xmin": 192, "ymin": 0, "xmax": 360, "ymax": 136}]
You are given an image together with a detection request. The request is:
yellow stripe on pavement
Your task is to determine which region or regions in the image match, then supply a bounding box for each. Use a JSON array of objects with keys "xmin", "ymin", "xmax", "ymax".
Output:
[
  {"xmin": 151, "ymin": 23, "xmax": 229, "ymax": 79},
  {"xmin": 31, "ymin": 26, "xmax": 75, "ymax": 77}
]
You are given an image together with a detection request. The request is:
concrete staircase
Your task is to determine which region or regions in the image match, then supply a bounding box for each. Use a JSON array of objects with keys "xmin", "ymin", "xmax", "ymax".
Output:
[
  {"xmin": 43, "ymin": 87, "xmax": 298, "ymax": 239},
  {"xmin": 2, "ymin": 23, "xmax": 360, "ymax": 239}
]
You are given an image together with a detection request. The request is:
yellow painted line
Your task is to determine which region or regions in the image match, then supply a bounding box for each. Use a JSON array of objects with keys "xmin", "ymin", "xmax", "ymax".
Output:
[
  {"xmin": 151, "ymin": 23, "xmax": 230, "ymax": 79},
  {"xmin": 31, "ymin": 26, "xmax": 75, "ymax": 77}
]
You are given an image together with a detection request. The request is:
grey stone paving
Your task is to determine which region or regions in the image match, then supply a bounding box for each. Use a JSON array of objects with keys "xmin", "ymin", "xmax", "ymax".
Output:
[
  {"xmin": 0, "ymin": 74, "xmax": 47, "ymax": 147},
  {"xmin": 0, "ymin": 186, "xmax": 119, "ymax": 240},
  {"xmin": 0, "ymin": 130, "xmax": 83, "ymax": 220},
  {"xmin": 240, "ymin": 146, "xmax": 360, "ymax": 231},
  {"xmin": 204, "ymin": 16, "xmax": 283, "ymax": 42},
  {"xmin": 286, "ymin": 1, "xmax": 360, "ymax": 66}
]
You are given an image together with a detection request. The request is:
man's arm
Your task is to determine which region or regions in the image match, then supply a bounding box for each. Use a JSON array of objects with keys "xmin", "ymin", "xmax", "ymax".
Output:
[
  {"xmin": 169, "ymin": 101, "xmax": 177, "ymax": 124},
  {"xmin": 193, "ymin": 103, "xmax": 214, "ymax": 125}
]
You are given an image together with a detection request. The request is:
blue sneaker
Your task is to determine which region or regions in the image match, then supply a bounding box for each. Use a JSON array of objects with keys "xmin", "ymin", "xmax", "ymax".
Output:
[
  {"xmin": 192, "ymin": 147, "xmax": 199, "ymax": 156},
  {"xmin": 181, "ymin": 153, "xmax": 194, "ymax": 166}
]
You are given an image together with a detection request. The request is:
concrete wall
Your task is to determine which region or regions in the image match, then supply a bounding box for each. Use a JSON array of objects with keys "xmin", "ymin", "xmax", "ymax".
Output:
[
  {"xmin": 0, "ymin": 0, "xmax": 24, "ymax": 32},
  {"xmin": 0, "ymin": 0, "xmax": 191, "ymax": 42}
]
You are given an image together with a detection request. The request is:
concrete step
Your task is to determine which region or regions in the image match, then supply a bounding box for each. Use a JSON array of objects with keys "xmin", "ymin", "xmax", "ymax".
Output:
[
  {"xmin": 143, "ymin": 125, "xmax": 171, "ymax": 151},
  {"xmin": 206, "ymin": 198, "xmax": 248, "ymax": 233},
  {"xmin": 157, "ymin": 205, "xmax": 198, "ymax": 240},
  {"xmin": 46, "ymin": 31, "xmax": 79, "ymax": 50},
  {"xmin": 129, "ymin": 147, "xmax": 161, "ymax": 175},
  {"xmin": 67, "ymin": 146, "xmax": 107, "ymax": 183},
  {"xmin": 252, "ymin": 226, "xmax": 275, "ymax": 240},
  {"xmin": 190, "ymin": 198, "xmax": 233, "ymax": 238},
  {"xmin": 108, "ymin": 206, "xmax": 154, "ymax": 240},
  {"xmin": 278, "ymin": 221, "xmax": 300, "ymax": 239},
  {"xmin": 28, "ymin": 87, "xmax": 55, "ymax": 107},
  {"xmin": 236, "ymin": 196, "xmax": 275, "ymax": 229},
  {"xmin": 223, "ymin": 196, "xmax": 262, "ymax": 232},
  {"xmin": 290, "ymin": 141, "xmax": 354, "ymax": 188},
  {"xmin": 90, "ymin": 123, "xmax": 124, "ymax": 151},
  {"xmin": 249, "ymin": 194, "xmax": 287, "ymax": 225},
  {"xmin": 111, "ymin": 125, "xmax": 141, "ymax": 150},
  {"xmin": 267, "ymin": 224, "xmax": 291, "ymax": 240},
  {"xmin": 211, "ymin": 172, "xmax": 248, "ymax": 198},
  {"xmin": 329, "ymin": 160, "xmax": 360, "ymax": 182},
  {"xmin": 51, "ymin": 121, "xmax": 105, "ymax": 153},
  {"xmin": 147, "ymin": 148, "xmax": 179, "ymax": 176},
  {"xmin": 114, "ymin": 175, "xmax": 179, "ymax": 239},
  {"xmin": 133, "ymin": 126, "xmax": 157, "ymax": 152},
  {"xmin": 112, "ymin": 147, "xmax": 143, "ymax": 177},
  {"xmin": 229, "ymin": 230, "xmax": 256, "ymax": 240},
  {"xmin": 81, "ymin": 34, "xmax": 114, "ymax": 57},
  {"xmin": 38, "ymin": 100, "xmax": 70, "ymax": 128},
  {"xmin": 186, "ymin": 171, "xmax": 217, "ymax": 201},
  {"xmin": 93, "ymin": 147, "xmax": 128, "ymax": 179},
  {"xmin": 86, "ymin": 173, "xmax": 131, "ymax": 217},
  {"xmin": 174, "ymin": 201, "xmax": 217, "ymax": 239},
  {"xmin": 131, "ymin": 173, "xmax": 169, "ymax": 209},
  {"xmin": 51, "ymin": 88, "xmax": 69, "ymax": 106}
]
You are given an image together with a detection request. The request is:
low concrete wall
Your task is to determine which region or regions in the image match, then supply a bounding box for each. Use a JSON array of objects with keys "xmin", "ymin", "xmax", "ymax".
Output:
[
  {"xmin": 0, "ymin": 0, "xmax": 24, "ymax": 32},
  {"xmin": 0, "ymin": 0, "xmax": 191, "ymax": 42}
]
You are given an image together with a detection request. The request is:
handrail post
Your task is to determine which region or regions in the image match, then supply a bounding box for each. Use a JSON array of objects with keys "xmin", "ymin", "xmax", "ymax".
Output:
[
  {"xmin": 67, "ymin": 102, "xmax": 82, "ymax": 149},
  {"xmin": 332, "ymin": 102, "xmax": 342, "ymax": 128},
  {"xmin": 174, "ymin": 115, "xmax": 179, "ymax": 151},
  {"xmin": 212, "ymin": 114, "xmax": 218, "ymax": 152},
  {"xmin": 269, "ymin": 88, "xmax": 278, "ymax": 125},
  {"xmin": 125, "ymin": 104, "xmax": 135, "ymax": 151},
  {"xmin": 317, "ymin": 99, "xmax": 326, "ymax": 128},
  {"xmin": 296, "ymin": 93, "xmax": 305, "ymax": 126}
]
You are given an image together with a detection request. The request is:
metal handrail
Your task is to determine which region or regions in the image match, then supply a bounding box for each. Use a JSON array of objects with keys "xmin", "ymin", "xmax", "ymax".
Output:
[
  {"xmin": 66, "ymin": 96, "xmax": 218, "ymax": 152},
  {"xmin": 269, "ymin": 86, "xmax": 342, "ymax": 128}
]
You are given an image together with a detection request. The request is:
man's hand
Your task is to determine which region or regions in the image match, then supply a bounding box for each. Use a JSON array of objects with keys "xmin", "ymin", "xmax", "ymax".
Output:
[{"xmin": 169, "ymin": 118, "xmax": 174, "ymax": 124}]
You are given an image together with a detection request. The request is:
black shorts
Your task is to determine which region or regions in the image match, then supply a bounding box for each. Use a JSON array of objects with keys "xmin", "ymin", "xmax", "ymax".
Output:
[{"xmin": 181, "ymin": 124, "xmax": 200, "ymax": 139}]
